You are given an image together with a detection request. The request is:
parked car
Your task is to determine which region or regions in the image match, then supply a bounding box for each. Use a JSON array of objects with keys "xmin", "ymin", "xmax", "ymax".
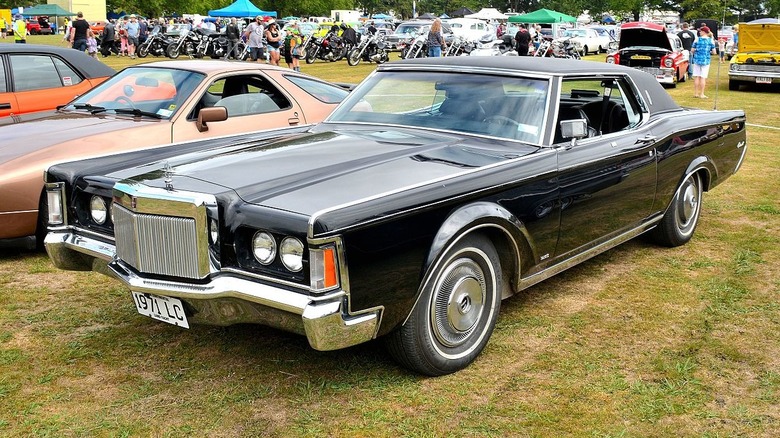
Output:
[
  {"xmin": 90, "ymin": 20, "xmax": 107, "ymax": 34},
  {"xmin": 0, "ymin": 60, "xmax": 350, "ymax": 247},
  {"xmin": 447, "ymin": 18, "xmax": 495, "ymax": 42},
  {"xmin": 558, "ymin": 27, "xmax": 611, "ymax": 55},
  {"xmin": 385, "ymin": 20, "xmax": 454, "ymax": 50},
  {"xmin": 25, "ymin": 20, "xmax": 41, "ymax": 34},
  {"xmin": 728, "ymin": 20, "xmax": 780, "ymax": 90},
  {"xmin": 44, "ymin": 57, "xmax": 747, "ymax": 375},
  {"xmin": 0, "ymin": 44, "xmax": 115, "ymax": 118},
  {"xmin": 606, "ymin": 22, "xmax": 690, "ymax": 86}
]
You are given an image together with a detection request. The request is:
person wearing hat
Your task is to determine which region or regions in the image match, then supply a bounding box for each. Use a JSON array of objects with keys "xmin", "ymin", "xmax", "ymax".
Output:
[
  {"xmin": 69, "ymin": 12, "xmax": 90, "ymax": 52},
  {"xmin": 13, "ymin": 14, "xmax": 27, "ymax": 43},
  {"xmin": 244, "ymin": 15, "xmax": 266, "ymax": 63},
  {"xmin": 677, "ymin": 23, "xmax": 696, "ymax": 79},
  {"xmin": 264, "ymin": 21, "xmax": 282, "ymax": 66},
  {"xmin": 690, "ymin": 26, "xmax": 716, "ymax": 98}
]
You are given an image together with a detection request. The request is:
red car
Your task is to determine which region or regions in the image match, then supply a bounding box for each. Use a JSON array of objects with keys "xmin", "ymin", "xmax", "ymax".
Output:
[{"xmin": 606, "ymin": 22, "xmax": 690, "ymax": 87}]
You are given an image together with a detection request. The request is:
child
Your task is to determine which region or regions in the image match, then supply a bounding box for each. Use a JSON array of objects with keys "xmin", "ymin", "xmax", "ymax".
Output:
[
  {"xmin": 86, "ymin": 29, "xmax": 98, "ymax": 58},
  {"xmin": 718, "ymin": 37, "xmax": 727, "ymax": 63}
]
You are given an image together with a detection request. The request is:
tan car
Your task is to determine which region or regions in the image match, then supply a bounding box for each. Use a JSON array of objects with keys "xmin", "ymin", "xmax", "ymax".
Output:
[{"xmin": 0, "ymin": 60, "xmax": 350, "ymax": 247}]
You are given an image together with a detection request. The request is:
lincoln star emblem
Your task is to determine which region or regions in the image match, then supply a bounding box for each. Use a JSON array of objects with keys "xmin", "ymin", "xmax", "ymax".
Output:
[{"xmin": 163, "ymin": 161, "xmax": 174, "ymax": 191}]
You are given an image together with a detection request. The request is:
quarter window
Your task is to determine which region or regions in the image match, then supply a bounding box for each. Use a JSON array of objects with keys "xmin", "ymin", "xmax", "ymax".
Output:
[{"xmin": 0, "ymin": 58, "xmax": 6, "ymax": 92}]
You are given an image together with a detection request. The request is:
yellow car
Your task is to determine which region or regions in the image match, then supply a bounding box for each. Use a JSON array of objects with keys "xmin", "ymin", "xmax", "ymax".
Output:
[{"xmin": 728, "ymin": 20, "xmax": 780, "ymax": 90}]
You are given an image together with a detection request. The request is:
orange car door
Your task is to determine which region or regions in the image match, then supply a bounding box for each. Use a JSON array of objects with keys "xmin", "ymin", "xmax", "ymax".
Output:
[
  {"xmin": 172, "ymin": 74, "xmax": 304, "ymax": 142},
  {"xmin": 0, "ymin": 56, "xmax": 19, "ymax": 117},
  {"xmin": 8, "ymin": 53, "xmax": 95, "ymax": 116}
]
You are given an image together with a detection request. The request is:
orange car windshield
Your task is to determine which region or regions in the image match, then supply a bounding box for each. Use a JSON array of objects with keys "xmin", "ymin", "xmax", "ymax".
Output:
[{"xmin": 65, "ymin": 67, "xmax": 205, "ymax": 119}]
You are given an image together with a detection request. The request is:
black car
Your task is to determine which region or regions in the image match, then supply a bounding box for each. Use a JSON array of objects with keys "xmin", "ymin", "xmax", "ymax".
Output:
[{"xmin": 45, "ymin": 57, "xmax": 747, "ymax": 376}]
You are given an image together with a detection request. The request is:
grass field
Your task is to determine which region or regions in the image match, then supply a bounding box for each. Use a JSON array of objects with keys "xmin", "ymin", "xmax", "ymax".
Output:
[{"xmin": 1, "ymin": 34, "xmax": 779, "ymax": 437}]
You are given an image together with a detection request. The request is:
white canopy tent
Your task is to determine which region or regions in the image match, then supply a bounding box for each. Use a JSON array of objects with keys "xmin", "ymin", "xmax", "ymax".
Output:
[{"xmin": 464, "ymin": 8, "xmax": 507, "ymax": 20}]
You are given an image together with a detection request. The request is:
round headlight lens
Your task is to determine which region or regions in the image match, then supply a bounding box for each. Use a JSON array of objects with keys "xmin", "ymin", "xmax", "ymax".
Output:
[
  {"xmin": 209, "ymin": 219, "xmax": 219, "ymax": 245},
  {"xmin": 606, "ymin": 56, "xmax": 615, "ymax": 64},
  {"xmin": 90, "ymin": 196, "xmax": 108, "ymax": 225},
  {"xmin": 664, "ymin": 58, "xmax": 673, "ymax": 68},
  {"xmin": 280, "ymin": 237, "xmax": 304, "ymax": 272},
  {"xmin": 252, "ymin": 231, "xmax": 276, "ymax": 265}
]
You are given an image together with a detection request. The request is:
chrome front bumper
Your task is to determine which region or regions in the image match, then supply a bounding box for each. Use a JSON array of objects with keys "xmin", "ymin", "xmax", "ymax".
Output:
[{"xmin": 44, "ymin": 230, "xmax": 381, "ymax": 351}]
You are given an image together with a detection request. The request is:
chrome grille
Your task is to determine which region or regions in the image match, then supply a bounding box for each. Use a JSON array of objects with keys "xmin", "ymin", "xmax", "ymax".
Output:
[
  {"xmin": 114, "ymin": 205, "xmax": 201, "ymax": 279},
  {"xmin": 732, "ymin": 64, "xmax": 780, "ymax": 72}
]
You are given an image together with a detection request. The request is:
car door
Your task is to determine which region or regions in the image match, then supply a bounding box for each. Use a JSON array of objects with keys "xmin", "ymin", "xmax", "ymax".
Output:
[
  {"xmin": 553, "ymin": 77, "xmax": 658, "ymax": 256},
  {"xmin": 0, "ymin": 56, "xmax": 19, "ymax": 117},
  {"xmin": 7, "ymin": 53, "xmax": 95, "ymax": 116},
  {"xmin": 173, "ymin": 73, "xmax": 305, "ymax": 142}
]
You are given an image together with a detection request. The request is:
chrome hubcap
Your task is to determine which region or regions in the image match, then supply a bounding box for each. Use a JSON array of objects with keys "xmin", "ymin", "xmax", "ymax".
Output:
[
  {"xmin": 432, "ymin": 259, "xmax": 486, "ymax": 348},
  {"xmin": 677, "ymin": 176, "xmax": 701, "ymax": 234}
]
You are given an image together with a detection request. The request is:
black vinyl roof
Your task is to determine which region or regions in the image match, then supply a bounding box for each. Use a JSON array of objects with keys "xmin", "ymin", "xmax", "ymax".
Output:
[
  {"xmin": 383, "ymin": 57, "xmax": 681, "ymax": 114},
  {"xmin": 0, "ymin": 44, "xmax": 116, "ymax": 78}
]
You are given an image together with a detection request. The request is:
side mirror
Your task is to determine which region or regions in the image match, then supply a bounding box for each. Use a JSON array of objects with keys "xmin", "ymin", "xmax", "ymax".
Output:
[
  {"xmin": 196, "ymin": 106, "xmax": 228, "ymax": 132},
  {"xmin": 560, "ymin": 119, "xmax": 589, "ymax": 140}
]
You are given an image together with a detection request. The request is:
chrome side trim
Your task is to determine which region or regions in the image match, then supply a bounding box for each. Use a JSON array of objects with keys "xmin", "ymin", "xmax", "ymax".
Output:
[{"xmin": 516, "ymin": 215, "xmax": 662, "ymax": 291}]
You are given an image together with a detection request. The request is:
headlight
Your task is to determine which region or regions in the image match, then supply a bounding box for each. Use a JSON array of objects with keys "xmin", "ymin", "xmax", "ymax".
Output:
[
  {"xmin": 209, "ymin": 219, "xmax": 219, "ymax": 245},
  {"xmin": 90, "ymin": 196, "xmax": 108, "ymax": 225},
  {"xmin": 280, "ymin": 237, "xmax": 304, "ymax": 272},
  {"xmin": 252, "ymin": 231, "xmax": 276, "ymax": 265},
  {"xmin": 606, "ymin": 56, "xmax": 615, "ymax": 64},
  {"xmin": 663, "ymin": 58, "xmax": 673, "ymax": 68}
]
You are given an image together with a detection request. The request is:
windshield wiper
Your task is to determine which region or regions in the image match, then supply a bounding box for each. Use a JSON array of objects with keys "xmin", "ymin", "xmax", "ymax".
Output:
[
  {"xmin": 113, "ymin": 108, "xmax": 164, "ymax": 119},
  {"xmin": 72, "ymin": 103, "xmax": 107, "ymax": 114}
]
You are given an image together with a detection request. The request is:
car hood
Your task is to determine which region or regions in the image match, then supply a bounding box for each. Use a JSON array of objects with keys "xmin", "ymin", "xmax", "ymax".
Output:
[
  {"xmin": 0, "ymin": 111, "xmax": 157, "ymax": 164},
  {"xmin": 738, "ymin": 23, "xmax": 780, "ymax": 53},
  {"xmin": 619, "ymin": 28, "xmax": 672, "ymax": 51},
  {"xmin": 111, "ymin": 124, "xmax": 539, "ymax": 223}
]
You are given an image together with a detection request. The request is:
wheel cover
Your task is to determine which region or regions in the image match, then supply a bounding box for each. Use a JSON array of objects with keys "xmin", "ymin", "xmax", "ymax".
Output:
[
  {"xmin": 675, "ymin": 175, "xmax": 701, "ymax": 236},
  {"xmin": 431, "ymin": 258, "xmax": 486, "ymax": 348}
]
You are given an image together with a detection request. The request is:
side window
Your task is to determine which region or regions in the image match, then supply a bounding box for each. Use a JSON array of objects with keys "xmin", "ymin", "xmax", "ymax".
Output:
[
  {"xmin": 195, "ymin": 75, "xmax": 290, "ymax": 119},
  {"xmin": 556, "ymin": 77, "xmax": 643, "ymax": 143},
  {"xmin": 52, "ymin": 58, "xmax": 84, "ymax": 86},
  {"xmin": 10, "ymin": 55, "xmax": 82, "ymax": 92},
  {"xmin": 284, "ymin": 74, "xmax": 349, "ymax": 104},
  {"xmin": 0, "ymin": 57, "xmax": 6, "ymax": 93}
]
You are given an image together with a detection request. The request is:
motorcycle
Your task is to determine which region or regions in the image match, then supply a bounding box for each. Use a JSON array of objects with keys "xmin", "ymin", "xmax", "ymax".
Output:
[
  {"xmin": 166, "ymin": 28, "xmax": 200, "ymax": 59},
  {"xmin": 551, "ymin": 37, "xmax": 581, "ymax": 60},
  {"xmin": 469, "ymin": 34, "xmax": 517, "ymax": 57},
  {"xmin": 346, "ymin": 32, "xmax": 389, "ymax": 66},
  {"xmin": 399, "ymin": 31, "xmax": 427, "ymax": 59},
  {"xmin": 443, "ymin": 36, "xmax": 474, "ymax": 57},
  {"xmin": 137, "ymin": 27, "xmax": 172, "ymax": 58},
  {"xmin": 305, "ymin": 33, "xmax": 347, "ymax": 63}
]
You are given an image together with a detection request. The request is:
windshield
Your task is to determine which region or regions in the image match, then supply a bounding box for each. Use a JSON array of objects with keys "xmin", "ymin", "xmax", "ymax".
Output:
[
  {"xmin": 395, "ymin": 24, "xmax": 425, "ymax": 35},
  {"xmin": 328, "ymin": 71, "xmax": 549, "ymax": 143},
  {"xmin": 565, "ymin": 30, "xmax": 587, "ymax": 38},
  {"xmin": 65, "ymin": 67, "xmax": 205, "ymax": 119}
]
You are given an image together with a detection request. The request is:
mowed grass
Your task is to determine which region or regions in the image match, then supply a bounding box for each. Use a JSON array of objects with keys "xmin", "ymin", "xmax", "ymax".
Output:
[{"xmin": 1, "ymin": 34, "xmax": 779, "ymax": 436}]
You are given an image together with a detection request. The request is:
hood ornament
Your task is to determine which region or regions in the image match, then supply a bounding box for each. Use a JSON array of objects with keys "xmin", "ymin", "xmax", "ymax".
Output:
[{"xmin": 163, "ymin": 161, "xmax": 174, "ymax": 191}]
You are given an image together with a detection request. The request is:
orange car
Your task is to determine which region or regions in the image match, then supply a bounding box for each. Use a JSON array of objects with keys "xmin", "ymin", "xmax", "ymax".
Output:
[
  {"xmin": 0, "ymin": 44, "xmax": 115, "ymax": 118},
  {"xmin": 0, "ymin": 60, "xmax": 351, "ymax": 247},
  {"xmin": 90, "ymin": 20, "xmax": 107, "ymax": 33}
]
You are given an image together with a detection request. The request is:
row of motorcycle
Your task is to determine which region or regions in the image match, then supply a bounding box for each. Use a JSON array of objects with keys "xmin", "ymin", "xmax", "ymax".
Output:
[{"xmin": 398, "ymin": 32, "xmax": 581, "ymax": 60}]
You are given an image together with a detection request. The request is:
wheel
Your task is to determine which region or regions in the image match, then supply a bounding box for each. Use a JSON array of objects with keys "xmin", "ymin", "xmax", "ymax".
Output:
[
  {"xmin": 599, "ymin": 45, "xmax": 604, "ymax": 53},
  {"xmin": 166, "ymin": 43, "xmax": 180, "ymax": 59},
  {"xmin": 650, "ymin": 172, "xmax": 703, "ymax": 247},
  {"xmin": 305, "ymin": 46, "xmax": 318, "ymax": 64},
  {"xmin": 385, "ymin": 234, "xmax": 502, "ymax": 376},
  {"xmin": 729, "ymin": 80, "xmax": 739, "ymax": 91},
  {"xmin": 138, "ymin": 45, "xmax": 149, "ymax": 58},
  {"xmin": 583, "ymin": 45, "xmax": 589, "ymax": 55},
  {"xmin": 347, "ymin": 49, "xmax": 362, "ymax": 66}
]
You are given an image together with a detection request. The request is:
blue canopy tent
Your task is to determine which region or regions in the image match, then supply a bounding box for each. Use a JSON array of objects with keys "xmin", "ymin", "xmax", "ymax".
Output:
[
  {"xmin": 208, "ymin": 0, "xmax": 276, "ymax": 18},
  {"xmin": 371, "ymin": 13, "xmax": 392, "ymax": 20}
]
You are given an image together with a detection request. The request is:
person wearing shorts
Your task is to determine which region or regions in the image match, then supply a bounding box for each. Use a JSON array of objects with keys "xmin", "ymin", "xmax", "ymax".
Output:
[
  {"xmin": 125, "ymin": 15, "xmax": 140, "ymax": 59},
  {"xmin": 264, "ymin": 22, "xmax": 281, "ymax": 66},
  {"xmin": 690, "ymin": 26, "xmax": 716, "ymax": 98}
]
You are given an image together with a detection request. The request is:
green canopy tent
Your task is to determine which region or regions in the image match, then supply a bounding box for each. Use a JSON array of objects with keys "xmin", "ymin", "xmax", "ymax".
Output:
[
  {"xmin": 508, "ymin": 8, "xmax": 576, "ymax": 24},
  {"xmin": 20, "ymin": 4, "xmax": 75, "ymax": 17}
]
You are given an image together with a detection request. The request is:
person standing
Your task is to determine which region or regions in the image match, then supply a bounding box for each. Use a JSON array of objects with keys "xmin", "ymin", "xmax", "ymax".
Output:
[
  {"xmin": 101, "ymin": 19, "xmax": 116, "ymax": 57},
  {"xmin": 690, "ymin": 26, "xmax": 716, "ymax": 99},
  {"xmin": 13, "ymin": 15, "xmax": 27, "ymax": 43},
  {"xmin": 515, "ymin": 24, "xmax": 531, "ymax": 56},
  {"xmin": 86, "ymin": 29, "xmax": 98, "ymax": 58},
  {"xmin": 265, "ymin": 22, "xmax": 282, "ymax": 66},
  {"xmin": 125, "ymin": 15, "xmax": 140, "ymax": 59},
  {"xmin": 0, "ymin": 16, "xmax": 6, "ymax": 39},
  {"xmin": 244, "ymin": 16, "xmax": 265, "ymax": 63},
  {"xmin": 225, "ymin": 17, "xmax": 241, "ymax": 59},
  {"xmin": 427, "ymin": 18, "xmax": 446, "ymax": 57},
  {"xmin": 69, "ymin": 11, "xmax": 90, "ymax": 52},
  {"xmin": 677, "ymin": 22, "xmax": 696, "ymax": 79}
]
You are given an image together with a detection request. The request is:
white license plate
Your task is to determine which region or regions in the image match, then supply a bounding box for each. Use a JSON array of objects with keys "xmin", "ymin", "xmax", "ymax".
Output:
[
  {"xmin": 756, "ymin": 77, "xmax": 772, "ymax": 84},
  {"xmin": 132, "ymin": 292, "xmax": 189, "ymax": 328}
]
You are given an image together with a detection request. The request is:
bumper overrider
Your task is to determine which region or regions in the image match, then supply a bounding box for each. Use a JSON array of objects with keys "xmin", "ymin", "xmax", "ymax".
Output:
[{"xmin": 44, "ymin": 183, "xmax": 382, "ymax": 351}]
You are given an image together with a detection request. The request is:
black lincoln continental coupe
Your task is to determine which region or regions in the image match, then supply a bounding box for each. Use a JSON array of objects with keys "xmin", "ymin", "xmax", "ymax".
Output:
[{"xmin": 44, "ymin": 57, "xmax": 747, "ymax": 375}]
